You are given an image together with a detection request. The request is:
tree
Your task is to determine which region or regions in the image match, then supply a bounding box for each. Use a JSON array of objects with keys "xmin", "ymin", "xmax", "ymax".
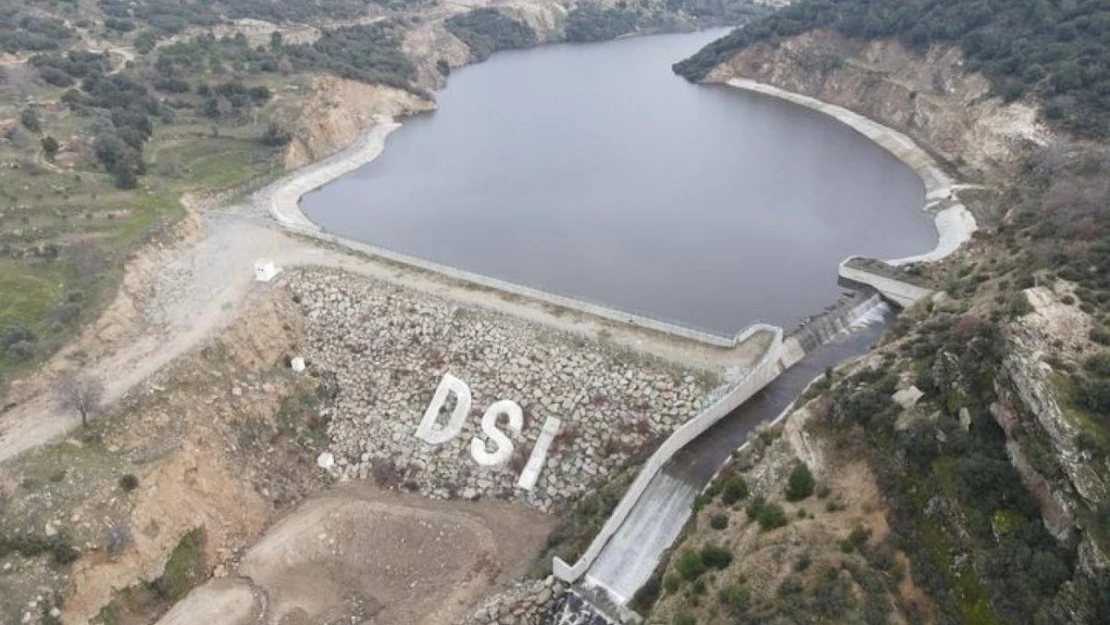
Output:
[
  {"xmin": 54, "ymin": 372, "xmax": 105, "ymax": 427},
  {"xmin": 261, "ymin": 122, "xmax": 291, "ymax": 146},
  {"xmin": 41, "ymin": 136, "xmax": 59, "ymax": 162},
  {"xmin": 21, "ymin": 108, "xmax": 41, "ymax": 133},
  {"xmin": 785, "ymin": 462, "xmax": 815, "ymax": 501}
]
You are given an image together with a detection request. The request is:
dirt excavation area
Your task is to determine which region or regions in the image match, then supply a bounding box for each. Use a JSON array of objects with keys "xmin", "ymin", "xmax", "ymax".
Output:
[{"xmin": 158, "ymin": 485, "xmax": 553, "ymax": 625}]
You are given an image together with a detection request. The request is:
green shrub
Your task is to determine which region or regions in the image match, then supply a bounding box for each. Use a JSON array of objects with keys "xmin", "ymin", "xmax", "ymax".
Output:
[
  {"xmin": 841, "ymin": 525, "xmax": 872, "ymax": 553},
  {"xmin": 445, "ymin": 9, "xmax": 537, "ymax": 61},
  {"xmin": 692, "ymin": 492, "xmax": 714, "ymax": 513},
  {"xmin": 745, "ymin": 495, "xmax": 766, "ymax": 522},
  {"xmin": 119, "ymin": 474, "xmax": 139, "ymax": 491},
  {"xmin": 720, "ymin": 474, "xmax": 749, "ymax": 504},
  {"xmin": 1085, "ymin": 353, "xmax": 1110, "ymax": 377},
  {"xmin": 664, "ymin": 573, "xmax": 681, "ymax": 593},
  {"xmin": 674, "ymin": 612, "xmax": 696, "ymax": 625},
  {"xmin": 757, "ymin": 503, "xmax": 787, "ymax": 531},
  {"xmin": 709, "ymin": 513, "xmax": 729, "ymax": 530},
  {"xmin": 785, "ymin": 463, "xmax": 815, "ymax": 501},
  {"xmin": 700, "ymin": 543, "xmax": 733, "ymax": 570},
  {"xmin": 719, "ymin": 583, "xmax": 751, "ymax": 615},
  {"xmin": 677, "ymin": 548, "xmax": 706, "ymax": 580}
]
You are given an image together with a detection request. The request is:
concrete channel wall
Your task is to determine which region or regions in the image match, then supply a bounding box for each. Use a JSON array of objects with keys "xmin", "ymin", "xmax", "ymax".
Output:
[
  {"xmin": 552, "ymin": 326, "xmax": 785, "ymax": 583},
  {"xmin": 838, "ymin": 259, "xmax": 933, "ymax": 308}
]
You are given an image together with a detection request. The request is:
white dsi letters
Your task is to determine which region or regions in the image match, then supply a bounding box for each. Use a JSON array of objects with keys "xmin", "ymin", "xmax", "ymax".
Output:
[
  {"xmin": 470, "ymin": 400, "xmax": 523, "ymax": 466},
  {"xmin": 415, "ymin": 373, "xmax": 472, "ymax": 444},
  {"xmin": 414, "ymin": 373, "xmax": 559, "ymax": 491}
]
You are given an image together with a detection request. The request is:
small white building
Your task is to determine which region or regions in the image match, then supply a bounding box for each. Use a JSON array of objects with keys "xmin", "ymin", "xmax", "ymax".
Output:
[{"xmin": 254, "ymin": 259, "xmax": 281, "ymax": 282}]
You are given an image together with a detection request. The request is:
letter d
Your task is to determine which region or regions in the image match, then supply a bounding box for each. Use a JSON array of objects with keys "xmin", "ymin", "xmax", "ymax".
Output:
[{"xmin": 415, "ymin": 373, "xmax": 472, "ymax": 444}]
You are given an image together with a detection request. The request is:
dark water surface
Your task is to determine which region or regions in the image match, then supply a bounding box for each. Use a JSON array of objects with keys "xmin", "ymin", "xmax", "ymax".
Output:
[{"xmin": 301, "ymin": 29, "xmax": 932, "ymax": 335}]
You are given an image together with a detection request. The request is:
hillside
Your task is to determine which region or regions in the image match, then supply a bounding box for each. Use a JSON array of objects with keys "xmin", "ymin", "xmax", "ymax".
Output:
[
  {"xmin": 674, "ymin": 0, "xmax": 1110, "ymax": 138},
  {"xmin": 642, "ymin": 2, "xmax": 1110, "ymax": 625}
]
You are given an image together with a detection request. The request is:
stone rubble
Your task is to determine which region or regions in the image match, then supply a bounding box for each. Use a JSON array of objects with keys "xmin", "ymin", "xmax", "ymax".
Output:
[
  {"xmin": 458, "ymin": 577, "xmax": 565, "ymax": 625},
  {"xmin": 287, "ymin": 268, "xmax": 716, "ymax": 511}
]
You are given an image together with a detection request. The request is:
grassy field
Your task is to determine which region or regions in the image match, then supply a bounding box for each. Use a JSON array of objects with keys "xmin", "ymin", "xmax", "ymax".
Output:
[{"xmin": 0, "ymin": 79, "xmax": 304, "ymax": 397}]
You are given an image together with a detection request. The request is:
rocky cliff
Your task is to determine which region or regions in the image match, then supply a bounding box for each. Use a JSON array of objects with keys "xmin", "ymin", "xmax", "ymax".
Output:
[{"xmin": 283, "ymin": 77, "xmax": 435, "ymax": 170}]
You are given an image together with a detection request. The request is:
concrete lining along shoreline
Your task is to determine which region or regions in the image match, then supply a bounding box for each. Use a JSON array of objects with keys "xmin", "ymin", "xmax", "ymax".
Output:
[
  {"xmin": 724, "ymin": 77, "xmax": 978, "ymax": 266},
  {"xmin": 264, "ymin": 79, "xmax": 977, "ymax": 351},
  {"xmin": 260, "ymin": 117, "xmax": 779, "ymax": 352}
]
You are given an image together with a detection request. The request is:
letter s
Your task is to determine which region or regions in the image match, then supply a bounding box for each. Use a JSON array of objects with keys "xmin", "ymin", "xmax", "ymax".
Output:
[{"xmin": 470, "ymin": 400, "xmax": 523, "ymax": 466}]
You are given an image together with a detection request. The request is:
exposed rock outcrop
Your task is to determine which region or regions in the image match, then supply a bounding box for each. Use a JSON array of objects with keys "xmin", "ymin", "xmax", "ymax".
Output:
[{"xmin": 283, "ymin": 77, "xmax": 435, "ymax": 170}]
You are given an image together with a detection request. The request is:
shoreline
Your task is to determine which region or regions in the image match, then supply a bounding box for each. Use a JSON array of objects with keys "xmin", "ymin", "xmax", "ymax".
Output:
[
  {"xmin": 259, "ymin": 64, "xmax": 980, "ymax": 353},
  {"xmin": 723, "ymin": 77, "xmax": 978, "ymax": 266}
]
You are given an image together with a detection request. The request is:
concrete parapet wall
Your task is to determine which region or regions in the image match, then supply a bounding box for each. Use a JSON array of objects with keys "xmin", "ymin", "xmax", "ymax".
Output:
[
  {"xmin": 285, "ymin": 219, "xmax": 773, "ymax": 349},
  {"xmin": 838, "ymin": 259, "xmax": 933, "ymax": 308},
  {"xmin": 552, "ymin": 327, "xmax": 786, "ymax": 583}
]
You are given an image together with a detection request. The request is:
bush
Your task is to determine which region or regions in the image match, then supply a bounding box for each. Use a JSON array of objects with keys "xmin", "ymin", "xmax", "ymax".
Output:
[
  {"xmin": 1085, "ymin": 353, "xmax": 1110, "ymax": 377},
  {"xmin": 720, "ymin": 474, "xmax": 749, "ymax": 504},
  {"xmin": 663, "ymin": 573, "xmax": 681, "ymax": 593},
  {"xmin": 119, "ymin": 474, "xmax": 139, "ymax": 491},
  {"xmin": 674, "ymin": 612, "xmax": 696, "ymax": 625},
  {"xmin": 785, "ymin": 463, "xmax": 815, "ymax": 501},
  {"xmin": 20, "ymin": 108, "xmax": 41, "ymax": 132},
  {"xmin": 709, "ymin": 513, "xmax": 729, "ymax": 530},
  {"xmin": 261, "ymin": 122, "xmax": 292, "ymax": 146},
  {"xmin": 700, "ymin": 543, "xmax": 733, "ymax": 569},
  {"xmin": 41, "ymin": 136, "xmax": 59, "ymax": 161},
  {"xmin": 848, "ymin": 525, "xmax": 871, "ymax": 548},
  {"xmin": 719, "ymin": 583, "xmax": 750, "ymax": 615},
  {"xmin": 677, "ymin": 548, "xmax": 706, "ymax": 580},
  {"xmin": 757, "ymin": 503, "xmax": 787, "ymax": 531}
]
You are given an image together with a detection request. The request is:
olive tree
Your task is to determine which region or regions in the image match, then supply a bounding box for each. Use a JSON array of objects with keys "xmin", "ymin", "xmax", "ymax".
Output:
[{"xmin": 54, "ymin": 372, "xmax": 104, "ymax": 427}]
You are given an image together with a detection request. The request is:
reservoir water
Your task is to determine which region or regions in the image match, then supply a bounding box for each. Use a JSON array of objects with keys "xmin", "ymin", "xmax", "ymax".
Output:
[{"xmin": 301, "ymin": 28, "xmax": 933, "ymax": 335}]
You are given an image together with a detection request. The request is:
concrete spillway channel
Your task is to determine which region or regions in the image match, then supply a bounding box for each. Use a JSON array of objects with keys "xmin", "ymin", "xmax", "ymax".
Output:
[{"xmin": 579, "ymin": 291, "xmax": 893, "ymax": 610}]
